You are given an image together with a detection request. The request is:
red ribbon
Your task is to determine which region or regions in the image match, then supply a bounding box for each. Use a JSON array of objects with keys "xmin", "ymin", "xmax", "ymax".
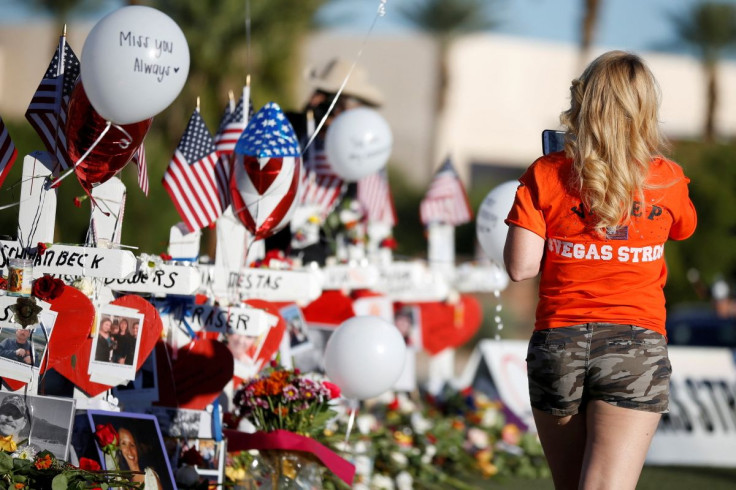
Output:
[{"xmin": 224, "ymin": 429, "xmax": 355, "ymax": 485}]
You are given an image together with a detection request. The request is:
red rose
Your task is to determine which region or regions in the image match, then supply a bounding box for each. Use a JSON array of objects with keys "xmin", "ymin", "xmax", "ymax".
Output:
[
  {"xmin": 181, "ymin": 446, "xmax": 205, "ymax": 466},
  {"xmin": 78, "ymin": 457, "xmax": 101, "ymax": 471},
  {"xmin": 0, "ymin": 278, "xmax": 6, "ymax": 290},
  {"xmin": 95, "ymin": 423, "xmax": 119, "ymax": 452},
  {"xmin": 160, "ymin": 253, "xmax": 172, "ymax": 261},
  {"xmin": 323, "ymin": 381, "xmax": 341, "ymax": 400},
  {"xmin": 32, "ymin": 275, "xmax": 65, "ymax": 301},
  {"xmin": 36, "ymin": 242, "xmax": 48, "ymax": 256}
]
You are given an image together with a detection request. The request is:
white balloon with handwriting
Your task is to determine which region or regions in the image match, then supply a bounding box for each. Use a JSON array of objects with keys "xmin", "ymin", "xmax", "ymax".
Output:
[
  {"xmin": 324, "ymin": 107, "xmax": 392, "ymax": 182},
  {"xmin": 81, "ymin": 5, "xmax": 190, "ymax": 124}
]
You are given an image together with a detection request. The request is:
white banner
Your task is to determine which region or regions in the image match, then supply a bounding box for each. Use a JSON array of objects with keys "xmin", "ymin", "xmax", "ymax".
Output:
[{"xmin": 460, "ymin": 339, "xmax": 736, "ymax": 467}]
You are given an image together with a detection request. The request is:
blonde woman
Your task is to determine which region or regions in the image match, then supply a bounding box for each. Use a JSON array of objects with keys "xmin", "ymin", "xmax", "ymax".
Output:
[{"xmin": 504, "ymin": 51, "xmax": 697, "ymax": 490}]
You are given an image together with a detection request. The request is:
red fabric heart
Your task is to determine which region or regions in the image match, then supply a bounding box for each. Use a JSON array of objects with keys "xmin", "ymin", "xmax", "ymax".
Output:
[
  {"xmin": 302, "ymin": 291, "xmax": 355, "ymax": 327},
  {"xmin": 155, "ymin": 339, "xmax": 234, "ymax": 410},
  {"xmin": 398, "ymin": 294, "xmax": 482, "ymax": 355},
  {"xmin": 2, "ymin": 286, "xmax": 94, "ymax": 391},
  {"xmin": 53, "ymin": 295, "xmax": 163, "ymax": 397},
  {"xmin": 243, "ymin": 155, "xmax": 282, "ymax": 194},
  {"xmin": 242, "ymin": 299, "xmax": 287, "ymax": 368}
]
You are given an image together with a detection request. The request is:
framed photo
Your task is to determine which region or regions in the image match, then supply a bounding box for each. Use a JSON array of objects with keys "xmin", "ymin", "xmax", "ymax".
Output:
[
  {"xmin": 88, "ymin": 304, "xmax": 144, "ymax": 384},
  {"xmin": 279, "ymin": 304, "xmax": 311, "ymax": 353},
  {"xmin": 88, "ymin": 410, "xmax": 175, "ymax": 490},
  {"xmin": 0, "ymin": 392, "xmax": 75, "ymax": 459},
  {"xmin": 0, "ymin": 309, "xmax": 56, "ymax": 383}
]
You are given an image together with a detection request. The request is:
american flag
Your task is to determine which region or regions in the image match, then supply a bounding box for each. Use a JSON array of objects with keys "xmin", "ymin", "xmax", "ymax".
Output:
[
  {"xmin": 162, "ymin": 109, "xmax": 222, "ymax": 232},
  {"xmin": 24, "ymin": 36, "xmax": 80, "ymax": 170},
  {"xmin": 213, "ymin": 96, "xmax": 249, "ymax": 209},
  {"xmin": 0, "ymin": 115, "xmax": 18, "ymax": 189},
  {"xmin": 131, "ymin": 143, "xmax": 148, "ymax": 196},
  {"xmin": 357, "ymin": 168, "xmax": 396, "ymax": 226},
  {"xmin": 300, "ymin": 144, "xmax": 347, "ymax": 220},
  {"xmin": 419, "ymin": 157, "xmax": 473, "ymax": 226}
]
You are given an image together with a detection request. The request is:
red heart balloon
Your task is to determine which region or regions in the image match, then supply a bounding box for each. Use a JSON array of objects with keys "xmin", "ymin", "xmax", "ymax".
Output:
[
  {"xmin": 53, "ymin": 295, "xmax": 163, "ymax": 397},
  {"xmin": 66, "ymin": 80, "xmax": 152, "ymax": 190},
  {"xmin": 402, "ymin": 294, "xmax": 482, "ymax": 355},
  {"xmin": 155, "ymin": 339, "xmax": 234, "ymax": 410},
  {"xmin": 2, "ymin": 286, "xmax": 94, "ymax": 391},
  {"xmin": 230, "ymin": 155, "xmax": 302, "ymax": 240}
]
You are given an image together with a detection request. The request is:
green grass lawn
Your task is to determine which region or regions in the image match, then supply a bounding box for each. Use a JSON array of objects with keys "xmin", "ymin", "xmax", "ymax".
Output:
[{"xmin": 463, "ymin": 465, "xmax": 736, "ymax": 489}]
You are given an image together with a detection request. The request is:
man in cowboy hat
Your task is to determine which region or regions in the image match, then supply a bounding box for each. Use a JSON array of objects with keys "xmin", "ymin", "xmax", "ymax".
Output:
[{"xmin": 266, "ymin": 58, "xmax": 384, "ymax": 263}]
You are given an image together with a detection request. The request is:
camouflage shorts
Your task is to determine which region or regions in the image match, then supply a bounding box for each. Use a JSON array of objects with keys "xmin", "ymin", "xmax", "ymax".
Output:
[{"xmin": 526, "ymin": 323, "xmax": 671, "ymax": 416}]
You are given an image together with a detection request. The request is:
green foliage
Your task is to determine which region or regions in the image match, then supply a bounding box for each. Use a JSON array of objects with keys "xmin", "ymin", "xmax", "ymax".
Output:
[
  {"xmin": 671, "ymin": 1, "xmax": 736, "ymax": 63},
  {"xmin": 664, "ymin": 140, "xmax": 736, "ymax": 304},
  {"xmin": 387, "ymin": 165, "xmax": 426, "ymax": 257}
]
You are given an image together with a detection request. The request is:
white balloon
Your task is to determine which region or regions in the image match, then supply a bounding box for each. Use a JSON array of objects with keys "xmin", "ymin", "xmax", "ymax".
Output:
[
  {"xmin": 324, "ymin": 107, "xmax": 393, "ymax": 182},
  {"xmin": 324, "ymin": 316, "xmax": 406, "ymax": 400},
  {"xmin": 476, "ymin": 180, "xmax": 519, "ymax": 264},
  {"xmin": 81, "ymin": 6, "xmax": 190, "ymax": 124}
]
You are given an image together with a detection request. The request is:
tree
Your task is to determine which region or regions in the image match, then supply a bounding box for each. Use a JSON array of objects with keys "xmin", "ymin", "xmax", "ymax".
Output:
[
  {"xmin": 671, "ymin": 2, "xmax": 736, "ymax": 142},
  {"xmin": 579, "ymin": 0, "xmax": 602, "ymax": 65},
  {"xmin": 395, "ymin": 0, "xmax": 496, "ymax": 175},
  {"xmin": 26, "ymin": 0, "xmax": 104, "ymax": 28}
]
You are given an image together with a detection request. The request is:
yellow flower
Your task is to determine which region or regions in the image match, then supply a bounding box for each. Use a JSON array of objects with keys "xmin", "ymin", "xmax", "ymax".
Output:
[
  {"xmin": 225, "ymin": 467, "xmax": 247, "ymax": 481},
  {"xmin": 0, "ymin": 435, "xmax": 17, "ymax": 452}
]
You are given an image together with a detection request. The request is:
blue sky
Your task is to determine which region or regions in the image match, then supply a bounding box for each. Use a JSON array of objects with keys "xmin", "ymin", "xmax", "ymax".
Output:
[{"xmin": 2, "ymin": 0, "xmax": 736, "ymax": 57}]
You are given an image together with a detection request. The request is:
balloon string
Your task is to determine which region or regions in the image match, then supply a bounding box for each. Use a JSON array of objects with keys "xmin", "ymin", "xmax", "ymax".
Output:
[
  {"xmin": 49, "ymin": 121, "xmax": 112, "ymax": 188},
  {"xmin": 300, "ymin": 2, "xmax": 387, "ymax": 156},
  {"xmin": 344, "ymin": 402, "xmax": 357, "ymax": 445}
]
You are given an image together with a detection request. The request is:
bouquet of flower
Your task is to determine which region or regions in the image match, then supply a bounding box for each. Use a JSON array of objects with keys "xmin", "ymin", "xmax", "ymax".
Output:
[{"xmin": 232, "ymin": 361, "xmax": 341, "ymax": 437}]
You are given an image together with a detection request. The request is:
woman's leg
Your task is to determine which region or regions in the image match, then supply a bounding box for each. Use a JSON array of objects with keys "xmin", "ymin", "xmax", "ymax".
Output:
[
  {"xmin": 579, "ymin": 400, "xmax": 661, "ymax": 490},
  {"xmin": 532, "ymin": 407, "xmax": 587, "ymax": 490}
]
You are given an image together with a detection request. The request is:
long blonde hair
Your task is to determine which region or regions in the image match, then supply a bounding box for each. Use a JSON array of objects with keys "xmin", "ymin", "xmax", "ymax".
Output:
[{"xmin": 560, "ymin": 51, "xmax": 668, "ymax": 233}]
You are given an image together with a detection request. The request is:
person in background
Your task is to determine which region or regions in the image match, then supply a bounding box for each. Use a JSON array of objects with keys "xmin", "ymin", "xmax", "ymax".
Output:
[
  {"xmin": 0, "ymin": 328, "xmax": 33, "ymax": 365},
  {"xmin": 504, "ymin": 51, "xmax": 697, "ymax": 490}
]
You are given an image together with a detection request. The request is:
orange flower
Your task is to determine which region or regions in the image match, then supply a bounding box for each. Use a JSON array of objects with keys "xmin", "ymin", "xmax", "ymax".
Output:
[
  {"xmin": 34, "ymin": 453, "xmax": 54, "ymax": 470},
  {"xmin": 273, "ymin": 406, "xmax": 289, "ymax": 417},
  {"xmin": 501, "ymin": 423, "xmax": 521, "ymax": 446},
  {"xmin": 14, "ymin": 484, "xmax": 25, "ymax": 489}
]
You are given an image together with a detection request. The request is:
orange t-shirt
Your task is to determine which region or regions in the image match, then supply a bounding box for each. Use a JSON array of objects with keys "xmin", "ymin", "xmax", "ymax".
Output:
[{"xmin": 505, "ymin": 152, "xmax": 697, "ymax": 335}]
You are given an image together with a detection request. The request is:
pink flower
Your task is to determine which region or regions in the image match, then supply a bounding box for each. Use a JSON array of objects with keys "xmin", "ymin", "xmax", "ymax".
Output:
[{"xmin": 282, "ymin": 384, "xmax": 299, "ymax": 401}]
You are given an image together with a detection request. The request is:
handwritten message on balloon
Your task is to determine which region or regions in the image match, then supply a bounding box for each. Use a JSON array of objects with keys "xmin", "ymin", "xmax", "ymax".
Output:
[{"xmin": 81, "ymin": 5, "xmax": 190, "ymax": 124}]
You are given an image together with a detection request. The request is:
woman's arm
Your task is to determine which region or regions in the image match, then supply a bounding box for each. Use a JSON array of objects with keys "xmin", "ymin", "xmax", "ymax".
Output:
[{"xmin": 503, "ymin": 224, "xmax": 545, "ymax": 282}]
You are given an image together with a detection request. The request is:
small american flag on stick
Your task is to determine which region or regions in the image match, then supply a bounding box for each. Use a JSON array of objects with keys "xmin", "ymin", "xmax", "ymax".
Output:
[
  {"xmin": 25, "ymin": 32, "xmax": 80, "ymax": 170},
  {"xmin": 420, "ymin": 156, "xmax": 472, "ymax": 226},
  {"xmin": 162, "ymin": 109, "xmax": 222, "ymax": 232},
  {"xmin": 0, "ymin": 115, "xmax": 18, "ymax": 188},
  {"xmin": 357, "ymin": 168, "xmax": 396, "ymax": 226}
]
